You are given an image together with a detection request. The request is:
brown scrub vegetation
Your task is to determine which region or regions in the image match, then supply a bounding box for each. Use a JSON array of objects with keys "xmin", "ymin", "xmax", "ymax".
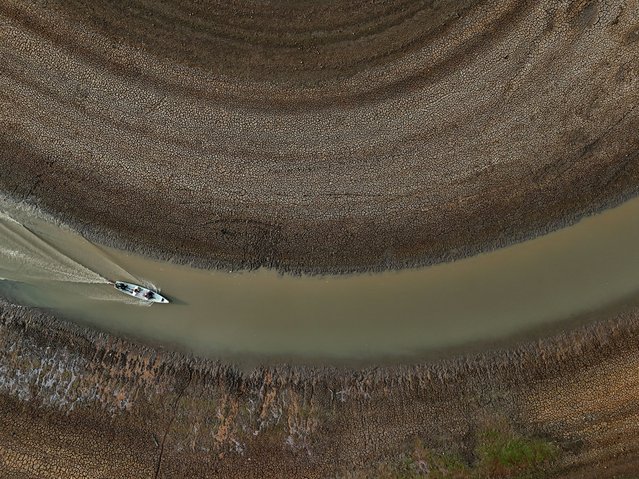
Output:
[
  {"xmin": 1, "ymin": 0, "xmax": 638, "ymax": 273},
  {"xmin": 2, "ymin": 299, "xmax": 639, "ymax": 478}
]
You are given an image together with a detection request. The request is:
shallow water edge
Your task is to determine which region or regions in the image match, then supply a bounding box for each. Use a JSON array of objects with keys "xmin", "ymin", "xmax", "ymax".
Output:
[{"xmin": 2, "ymin": 192, "xmax": 639, "ymax": 360}]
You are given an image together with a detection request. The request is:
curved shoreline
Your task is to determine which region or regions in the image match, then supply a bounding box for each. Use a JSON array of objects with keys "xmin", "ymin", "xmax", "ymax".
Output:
[
  {"xmin": 6, "ymin": 190, "xmax": 639, "ymax": 362},
  {"xmin": 2, "ymin": 0, "xmax": 638, "ymax": 274},
  {"xmin": 2, "ymin": 299, "xmax": 639, "ymax": 477},
  {"xmin": 2, "ymin": 0, "xmax": 639, "ymax": 476},
  {"xmin": 4, "ymin": 180, "xmax": 639, "ymax": 278}
]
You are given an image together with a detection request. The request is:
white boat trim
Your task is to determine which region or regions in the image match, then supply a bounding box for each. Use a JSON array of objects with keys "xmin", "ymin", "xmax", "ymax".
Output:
[{"xmin": 112, "ymin": 281, "xmax": 169, "ymax": 304}]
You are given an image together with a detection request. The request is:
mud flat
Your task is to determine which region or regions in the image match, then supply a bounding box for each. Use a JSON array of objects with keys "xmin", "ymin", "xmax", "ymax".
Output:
[
  {"xmin": 2, "ymin": 0, "xmax": 639, "ymax": 477},
  {"xmin": 1, "ymin": 0, "xmax": 638, "ymax": 273},
  {"xmin": 2, "ymin": 299, "xmax": 639, "ymax": 478}
]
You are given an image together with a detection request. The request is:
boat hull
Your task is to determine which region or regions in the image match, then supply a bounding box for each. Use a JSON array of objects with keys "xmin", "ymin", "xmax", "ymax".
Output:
[{"xmin": 113, "ymin": 281, "xmax": 169, "ymax": 304}]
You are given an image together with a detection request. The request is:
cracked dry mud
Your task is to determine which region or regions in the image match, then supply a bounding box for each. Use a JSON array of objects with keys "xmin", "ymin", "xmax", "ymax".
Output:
[
  {"xmin": 2, "ymin": 0, "xmax": 638, "ymax": 272},
  {"xmin": 2, "ymin": 301, "xmax": 639, "ymax": 478},
  {"xmin": 1, "ymin": 0, "xmax": 639, "ymax": 477}
]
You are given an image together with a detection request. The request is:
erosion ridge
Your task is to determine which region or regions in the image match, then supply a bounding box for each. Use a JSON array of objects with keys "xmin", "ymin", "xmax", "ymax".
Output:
[{"xmin": 1, "ymin": 0, "xmax": 638, "ymax": 274}]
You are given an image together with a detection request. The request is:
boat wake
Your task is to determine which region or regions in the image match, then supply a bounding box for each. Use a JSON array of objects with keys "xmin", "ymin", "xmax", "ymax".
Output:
[
  {"xmin": 86, "ymin": 290, "xmax": 153, "ymax": 306},
  {"xmin": 0, "ymin": 196, "xmax": 163, "ymax": 308},
  {"xmin": 0, "ymin": 212, "xmax": 108, "ymax": 284},
  {"xmin": 0, "ymin": 202, "xmax": 143, "ymax": 301}
]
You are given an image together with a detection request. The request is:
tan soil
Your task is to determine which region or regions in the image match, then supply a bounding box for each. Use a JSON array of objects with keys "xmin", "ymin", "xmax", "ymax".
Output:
[
  {"xmin": 2, "ymin": 300, "xmax": 639, "ymax": 478},
  {"xmin": 1, "ymin": 0, "xmax": 638, "ymax": 273}
]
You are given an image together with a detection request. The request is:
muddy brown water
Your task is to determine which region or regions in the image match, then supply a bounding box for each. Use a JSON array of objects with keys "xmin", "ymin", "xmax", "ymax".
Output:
[{"xmin": 1, "ymin": 195, "xmax": 639, "ymax": 360}]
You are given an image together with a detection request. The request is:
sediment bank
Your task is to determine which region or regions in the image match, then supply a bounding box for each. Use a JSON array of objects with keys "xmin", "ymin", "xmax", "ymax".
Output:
[
  {"xmin": 2, "ymin": 0, "xmax": 638, "ymax": 273},
  {"xmin": 2, "ymin": 299, "xmax": 639, "ymax": 477},
  {"xmin": 5, "ymin": 189, "xmax": 639, "ymax": 362},
  {"xmin": 2, "ymin": 1, "xmax": 639, "ymax": 477}
]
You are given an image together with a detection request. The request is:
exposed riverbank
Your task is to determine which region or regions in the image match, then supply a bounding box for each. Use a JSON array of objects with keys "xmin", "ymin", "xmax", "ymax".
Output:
[
  {"xmin": 2, "ymin": 191, "xmax": 639, "ymax": 363},
  {"xmin": 2, "ymin": 0, "xmax": 638, "ymax": 274},
  {"xmin": 2, "ymin": 0, "xmax": 639, "ymax": 477},
  {"xmin": 2, "ymin": 299, "xmax": 639, "ymax": 477}
]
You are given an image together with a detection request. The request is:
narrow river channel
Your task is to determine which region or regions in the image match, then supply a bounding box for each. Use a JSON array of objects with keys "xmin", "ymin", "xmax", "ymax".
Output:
[{"xmin": 2, "ymin": 194, "xmax": 639, "ymax": 360}]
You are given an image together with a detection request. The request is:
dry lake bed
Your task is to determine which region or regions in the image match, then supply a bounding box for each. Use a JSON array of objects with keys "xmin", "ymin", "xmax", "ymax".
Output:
[{"xmin": 1, "ymin": 0, "xmax": 639, "ymax": 477}]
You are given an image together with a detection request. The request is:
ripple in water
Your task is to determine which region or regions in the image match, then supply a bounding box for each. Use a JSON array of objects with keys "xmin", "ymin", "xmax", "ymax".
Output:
[{"xmin": 0, "ymin": 212, "xmax": 107, "ymax": 284}]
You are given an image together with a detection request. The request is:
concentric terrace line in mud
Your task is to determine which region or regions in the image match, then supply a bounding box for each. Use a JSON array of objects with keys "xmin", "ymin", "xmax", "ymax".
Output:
[
  {"xmin": 3, "ymin": 2, "xmax": 639, "ymax": 477},
  {"xmin": 2, "ymin": 0, "xmax": 638, "ymax": 273}
]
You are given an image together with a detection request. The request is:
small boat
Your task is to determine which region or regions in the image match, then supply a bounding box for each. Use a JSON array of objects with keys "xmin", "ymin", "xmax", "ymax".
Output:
[{"xmin": 112, "ymin": 281, "xmax": 169, "ymax": 304}]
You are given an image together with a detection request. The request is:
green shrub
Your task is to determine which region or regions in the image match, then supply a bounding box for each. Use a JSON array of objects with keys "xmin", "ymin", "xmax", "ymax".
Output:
[
  {"xmin": 475, "ymin": 428, "xmax": 558, "ymax": 478},
  {"xmin": 364, "ymin": 424, "xmax": 558, "ymax": 479}
]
